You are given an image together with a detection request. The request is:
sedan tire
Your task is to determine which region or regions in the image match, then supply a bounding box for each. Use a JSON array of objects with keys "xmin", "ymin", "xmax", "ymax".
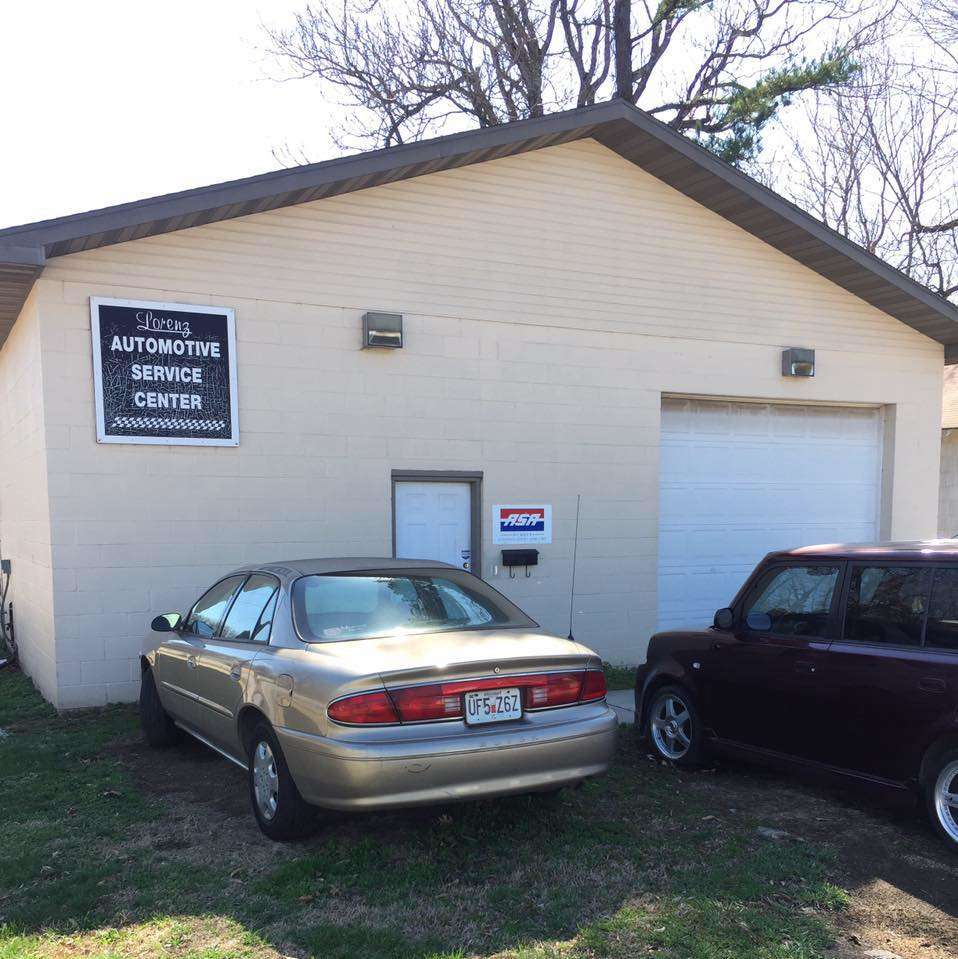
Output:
[
  {"xmin": 927, "ymin": 747, "xmax": 958, "ymax": 853},
  {"xmin": 139, "ymin": 666, "xmax": 181, "ymax": 748},
  {"xmin": 248, "ymin": 721, "xmax": 318, "ymax": 841},
  {"xmin": 646, "ymin": 685, "xmax": 705, "ymax": 768}
]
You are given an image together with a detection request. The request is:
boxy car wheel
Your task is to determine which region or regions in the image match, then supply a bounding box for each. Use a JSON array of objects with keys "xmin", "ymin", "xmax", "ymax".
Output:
[
  {"xmin": 646, "ymin": 685, "xmax": 704, "ymax": 767},
  {"xmin": 247, "ymin": 721, "xmax": 319, "ymax": 841},
  {"xmin": 139, "ymin": 665, "xmax": 181, "ymax": 748},
  {"xmin": 927, "ymin": 747, "xmax": 958, "ymax": 852}
]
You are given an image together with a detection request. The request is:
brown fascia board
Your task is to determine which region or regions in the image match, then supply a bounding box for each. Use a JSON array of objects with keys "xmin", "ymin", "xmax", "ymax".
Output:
[{"xmin": 1, "ymin": 98, "xmax": 957, "ymax": 357}]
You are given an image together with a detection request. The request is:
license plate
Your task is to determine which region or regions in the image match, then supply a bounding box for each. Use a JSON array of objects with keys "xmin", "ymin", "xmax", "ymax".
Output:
[{"xmin": 464, "ymin": 687, "xmax": 522, "ymax": 725}]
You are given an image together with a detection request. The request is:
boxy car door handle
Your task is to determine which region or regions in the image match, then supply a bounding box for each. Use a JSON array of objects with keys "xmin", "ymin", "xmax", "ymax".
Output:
[
  {"xmin": 794, "ymin": 659, "xmax": 816, "ymax": 674},
  {"xmin": 919, "ymin": 677, "xmax": 946, "ymax": 693}
]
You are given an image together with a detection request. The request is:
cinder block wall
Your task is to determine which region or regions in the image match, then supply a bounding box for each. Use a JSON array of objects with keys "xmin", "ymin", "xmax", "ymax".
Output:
[
  {"xmin": 0, "ymin": 288, "xmax": 56, "ymax": 701},
  {"xmin": 11, "ymin": 139, "xmax": 945, "ymax": 707}
]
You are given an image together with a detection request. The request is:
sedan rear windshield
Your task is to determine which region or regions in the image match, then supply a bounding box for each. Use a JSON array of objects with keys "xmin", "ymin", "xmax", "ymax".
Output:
[{"xmin": 292, "ymin": 571, "xmax": 537, "ymax": 642}]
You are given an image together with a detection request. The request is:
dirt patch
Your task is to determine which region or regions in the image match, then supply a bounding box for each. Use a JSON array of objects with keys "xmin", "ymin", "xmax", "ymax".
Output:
[
  {"xmin": 110, "ymin": 733, "xmax": 958, "ymax": 959},
  {"xmin": 682, "ymin": 759, "xmax": 958, "ymax": 959}
]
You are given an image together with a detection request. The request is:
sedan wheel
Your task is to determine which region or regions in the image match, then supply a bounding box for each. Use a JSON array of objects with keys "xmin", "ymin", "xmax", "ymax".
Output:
[
  {"xmin": 246, "ymin": 721, "xmax": 319, "ymax": 841},
  {"xmin": 252, "ymin": 740, "xmax": 280, "ymax": 821},
  {"xmin": 933, "ymin": 758, "xmax": 958, "ymax": 847},
  {"xmin": 647, "ymin": 685, "xmax": 703, "ymax": 767}
]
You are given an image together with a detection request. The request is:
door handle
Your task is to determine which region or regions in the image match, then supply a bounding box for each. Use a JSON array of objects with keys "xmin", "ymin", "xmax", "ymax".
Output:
[
  {"xmin": 794, "ymin": 659, "xmax": 817, "ymax": 674},
  {"xmin": 919, "ymin": 677, "xmax": 946, "ymax": 693},
  {"xmin": 229, "ymin": 661, "xmax": 243, "ymax": 680},
  {"xmin": 187, "ymin": 654, "xmax": 198, "ymax": 669}
]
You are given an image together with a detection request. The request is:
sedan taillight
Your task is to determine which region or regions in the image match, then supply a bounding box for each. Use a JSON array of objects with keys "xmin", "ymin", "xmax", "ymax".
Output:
[
  {"xmin": 327, "ymin": 669, "xmax": 608, "ymax": 726},
  {"xmin": 327, "ymin": 690, "xmax": 399, "ymax": 725},
  {"xmin": 390, "ymin": 684, "xmax": 463, "ymax": 723},
  {"xmin": 525, "ymin": 671, "xmax": 583, "ymax": 708},
  {"xmin": 579, "ymin": 669, "xmax": 607, "ymax": 703}
]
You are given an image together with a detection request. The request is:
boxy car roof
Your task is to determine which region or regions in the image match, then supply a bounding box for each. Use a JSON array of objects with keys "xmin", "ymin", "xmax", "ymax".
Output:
[{"xmin": 768, "ymin": 541, "xmax": 958, "ymax": 561}]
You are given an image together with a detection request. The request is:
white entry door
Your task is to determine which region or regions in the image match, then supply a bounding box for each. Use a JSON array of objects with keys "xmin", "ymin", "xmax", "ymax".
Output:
[
  {"xmin": 658, "ymin": 398, "xmax": 882, "ymax": 631},
  {"xmin": 395, "ymin": 482, "xmax": 472, "ymax": 570}
]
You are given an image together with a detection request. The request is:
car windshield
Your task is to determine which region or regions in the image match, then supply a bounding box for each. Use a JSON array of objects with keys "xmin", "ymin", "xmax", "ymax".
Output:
[{"xmin": 292, "ymin": 571, "xmax": 537, "ymax": 642}]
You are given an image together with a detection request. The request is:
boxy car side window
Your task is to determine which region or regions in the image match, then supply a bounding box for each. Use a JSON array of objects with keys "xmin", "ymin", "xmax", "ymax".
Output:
[
  {"xmin": 925, "ymin": 569, "xmax": 958, "ymax": 651},
  {"xmin": 185, "ymin": 576, "xmax": 246, "ymax": 638},
  {"xmin": 741, "ymin": 565, "xmax": 839, "ymax": 637},
  {"xmin": 844, "ymin": 566, "xmax": 930, "ymax": 647}
]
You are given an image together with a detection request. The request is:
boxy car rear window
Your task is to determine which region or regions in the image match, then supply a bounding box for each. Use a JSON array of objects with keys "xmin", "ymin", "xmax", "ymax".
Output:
[{"xmin": 292, "ymin": 571, "xmax": 536, "ymax": 642}]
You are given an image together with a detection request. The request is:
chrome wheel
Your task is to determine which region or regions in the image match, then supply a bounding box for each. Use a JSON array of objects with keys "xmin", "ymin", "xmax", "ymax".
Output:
[
  {"xmin": 934, "ymin": 759, "xmax": 958, "ymax": 845},
  {"xmin": 650, "ymin": 692, "xmax": 692, "ymax": 760},
  {"xmin": 252, "ymin": 740, "xmax": 279, "ymax": 821}
]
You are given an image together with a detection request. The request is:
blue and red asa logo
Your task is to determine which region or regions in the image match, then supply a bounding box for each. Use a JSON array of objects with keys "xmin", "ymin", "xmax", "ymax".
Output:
[{"xmin": 498, "ymin": 507, "xmax": 546, "ymax": 532}]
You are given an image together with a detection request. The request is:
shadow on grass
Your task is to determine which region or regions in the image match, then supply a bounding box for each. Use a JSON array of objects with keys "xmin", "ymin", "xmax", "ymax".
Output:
[{"xmin": 2, "ymin": 667, "xmax": 952, "ymax": 959}]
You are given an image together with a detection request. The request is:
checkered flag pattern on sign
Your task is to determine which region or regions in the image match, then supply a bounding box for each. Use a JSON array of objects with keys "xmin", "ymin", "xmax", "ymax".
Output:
[{"xmin": 111, "ymin": 416, "xmax": 227, "ymax": 432}]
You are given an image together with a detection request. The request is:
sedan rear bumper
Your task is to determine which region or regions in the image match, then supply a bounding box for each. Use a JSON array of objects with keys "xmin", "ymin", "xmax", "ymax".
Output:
[{"xmin": 276, "ymin": 704, "xmax": 618, "ymax": 810}]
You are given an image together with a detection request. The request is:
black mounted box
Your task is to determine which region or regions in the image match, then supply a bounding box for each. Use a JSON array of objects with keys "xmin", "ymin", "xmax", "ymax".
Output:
[{"xmin": 501, "ymin": 548, "xmax": 539, "ymax": 567}]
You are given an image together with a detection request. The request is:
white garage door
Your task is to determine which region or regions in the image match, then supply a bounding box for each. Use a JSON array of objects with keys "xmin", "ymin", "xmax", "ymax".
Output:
[{"xmin": 658, "ymin": 398, "xmax": 882, "ymax": 631}]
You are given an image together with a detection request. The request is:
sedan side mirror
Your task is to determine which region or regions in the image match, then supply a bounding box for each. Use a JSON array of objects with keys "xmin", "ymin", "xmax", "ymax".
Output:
[
  {"xmin": 151, "ymin": 612, "xmax": 183, "ymax": 633},
  {"xmin": 713, "ymin": 607, "xmax": 734, "ymax": 630}
]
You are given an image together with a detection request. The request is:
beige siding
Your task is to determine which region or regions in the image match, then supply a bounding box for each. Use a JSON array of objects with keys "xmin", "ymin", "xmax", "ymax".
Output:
[
  {"xmin": 0, "ymin": 288, "xmax": 56, "ymax": 700},
  {"xmin": 13, "ymin": 138, "xmax": 946, "ymax": 705}
]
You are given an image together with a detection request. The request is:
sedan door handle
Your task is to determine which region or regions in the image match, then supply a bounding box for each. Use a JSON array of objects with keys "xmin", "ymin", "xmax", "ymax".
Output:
[
  {"xmin": 919, "ymin": 677, "xmax": 946, "ymax": 693},
  {"xmin": 229, "ymin": 661, "xmax": 243, "ymax": 680},
  {"xmin": 186, "ymin": 654, "xmax": 198, "ymax": 669},
  {"xmin": 794, "ymin": 659, "xmax": 817, "ymax": 674}
]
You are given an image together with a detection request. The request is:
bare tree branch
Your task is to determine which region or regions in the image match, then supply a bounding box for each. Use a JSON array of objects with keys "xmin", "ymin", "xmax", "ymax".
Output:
[
  {"xmin": 267, "ymin": 0, "xmax": 890, "ymax": 161},
  {"xmin": 769, "ymin": 44, "xmax": 958, "ymax": 302}
]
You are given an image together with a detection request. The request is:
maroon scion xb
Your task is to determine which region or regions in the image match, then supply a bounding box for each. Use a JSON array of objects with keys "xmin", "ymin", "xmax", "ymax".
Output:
[{"xmin": 635, "ymin": 542, "xmax": 958, "ymax": 851}]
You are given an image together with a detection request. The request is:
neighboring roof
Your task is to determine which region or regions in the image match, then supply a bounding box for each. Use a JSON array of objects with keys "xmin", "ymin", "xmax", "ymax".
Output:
[
  {"xmin": 943, "ymin": 365, "xmax": 958, "ymax": 429},
  {"xmin": 771, "ymin": 541, "xmax": 958, "ymax": 560},
  {"xmin": 3, "ymin": 98, "xmax": 958, "ymax": 356}
]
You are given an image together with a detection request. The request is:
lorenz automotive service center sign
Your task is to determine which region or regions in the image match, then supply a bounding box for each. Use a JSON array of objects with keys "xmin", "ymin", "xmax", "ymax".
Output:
[{"xmin": 90, "ymin": 298, "xmax": 239, "ymax": 446}]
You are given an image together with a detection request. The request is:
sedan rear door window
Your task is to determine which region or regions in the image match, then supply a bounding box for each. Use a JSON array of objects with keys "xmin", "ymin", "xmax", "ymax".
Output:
[
  {"xmin": 741, "ymin": 565, "xmax": 840, "ymax": 636},
  {"xmin": 844, "ymin": 566, "xmax": 931, "ymax": 647},
  {"xmin": 925, "ymin": 569, "xmax": 958, "ymax": 651},
  {"xmin": 221, "ymin": 574, "xmax": 279, "ymax": 642}
]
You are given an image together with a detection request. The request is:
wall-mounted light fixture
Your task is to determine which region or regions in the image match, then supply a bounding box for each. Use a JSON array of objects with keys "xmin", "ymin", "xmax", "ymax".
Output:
[
  {"xmin": 782, "ymin": 347, "xmax": 815, "ymax": 377},
  {"xmin": 363, "ymin": 312, "xmax": 403, "ymax": 349}
]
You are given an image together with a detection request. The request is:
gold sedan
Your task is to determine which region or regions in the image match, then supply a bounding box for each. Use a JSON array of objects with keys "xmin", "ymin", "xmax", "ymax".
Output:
[{"xmin": 140, "ymin": 558, "xmax": 618, "ymax": 840}]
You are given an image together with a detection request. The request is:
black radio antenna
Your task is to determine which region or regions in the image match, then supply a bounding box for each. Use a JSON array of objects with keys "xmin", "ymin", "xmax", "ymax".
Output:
[{"xmin": 568, "ymin": 494, "xmax": 581, "ymax": 641}]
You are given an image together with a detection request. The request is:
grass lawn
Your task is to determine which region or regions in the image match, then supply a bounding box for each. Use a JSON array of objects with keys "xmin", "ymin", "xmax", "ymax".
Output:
[
  {"xmin": 0, "ymin": 667, "xmax": 955, "ymax": 959},
  {"xmin": 601, "ymin": 664, "xmax": 636, "ymax": 691}
]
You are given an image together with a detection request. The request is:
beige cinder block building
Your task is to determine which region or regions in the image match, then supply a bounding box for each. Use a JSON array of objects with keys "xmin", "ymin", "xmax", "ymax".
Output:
[{"xmin": 0, "ymin": 101, "xmax": 955, "ymax": 708}]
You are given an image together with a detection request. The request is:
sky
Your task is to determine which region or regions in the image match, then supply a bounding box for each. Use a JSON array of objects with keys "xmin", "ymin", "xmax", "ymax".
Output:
[
  {"xmin": 1, "ymin": 2, "xmax": 944, "ymax": 234},
  {"xmin": 0, "ymin": 1, "xmax": 345, "ymax": 229}
]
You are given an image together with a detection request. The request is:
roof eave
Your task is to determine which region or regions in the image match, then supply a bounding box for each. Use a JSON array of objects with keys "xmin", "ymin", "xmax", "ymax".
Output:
[
  {"xmin": 0, "ymin": 243, "xmax": 45, "ymax": 343},
  {"xmin": 1, "ymin": 98, "xmax": 956, "ymax": 358}
]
